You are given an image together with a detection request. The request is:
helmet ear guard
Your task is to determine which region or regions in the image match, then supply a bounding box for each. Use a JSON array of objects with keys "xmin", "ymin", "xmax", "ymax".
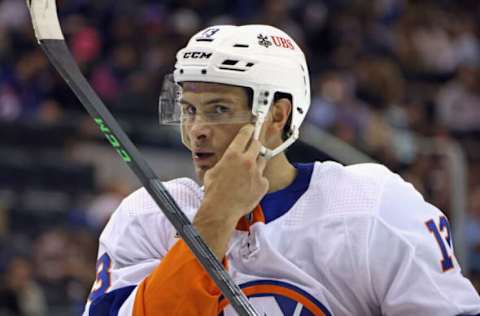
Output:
[{"xmin": 165, "ymin": 24, "xmax": 311, "ymax": 159}]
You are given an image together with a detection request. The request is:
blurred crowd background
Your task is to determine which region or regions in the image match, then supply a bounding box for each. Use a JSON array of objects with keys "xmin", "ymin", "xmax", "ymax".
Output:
[{"xmin": 1, "ymin": 0, "xmax": 479, "ymax": 314}]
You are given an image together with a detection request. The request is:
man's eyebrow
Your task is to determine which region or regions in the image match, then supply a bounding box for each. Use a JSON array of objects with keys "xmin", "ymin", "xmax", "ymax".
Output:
[
  {"xmin": 179, "ymin": 97, "xmax": 235, "ymax": 106},
  {"xmin": 204, "ymin": 97, "xmax": 235, "ymax": 105},
  {"xmin": 179, "ymin": 99, "xmax": 193, "ymax": 106}
]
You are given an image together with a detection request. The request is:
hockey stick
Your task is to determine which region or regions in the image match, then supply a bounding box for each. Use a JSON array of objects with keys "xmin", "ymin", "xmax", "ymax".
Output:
[{"xmin": 26, "ymin": 1, "xmax": 258, "ymax": 315}]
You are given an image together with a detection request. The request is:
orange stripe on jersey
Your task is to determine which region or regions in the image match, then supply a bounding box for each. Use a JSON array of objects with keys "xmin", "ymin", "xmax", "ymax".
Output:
[
  {"xmin": 218, "ymin": 284, "xmax": 327, "ymax": 316},
  {"xmin": 133, "ymin": 240, "xmax": 223, "ymax": 316},
  {"xmin": 236, "ymin": 205, "xmax": 265, "ymax": 231}
]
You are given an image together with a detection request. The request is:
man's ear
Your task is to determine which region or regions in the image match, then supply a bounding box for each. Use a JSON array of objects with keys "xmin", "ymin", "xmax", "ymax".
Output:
[
  {"xmin": 271, "ymin": 98, "xmax": 292, "ymax": 133},
  {"xmin": 259, "ymin": 97, "xmax": 291, "ymax": 147}
]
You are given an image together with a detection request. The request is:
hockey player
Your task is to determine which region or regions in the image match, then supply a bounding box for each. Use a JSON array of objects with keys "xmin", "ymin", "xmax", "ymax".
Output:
[{"xmin": 83, "ymin": 25, "xmax": 480, "ymax": 315}]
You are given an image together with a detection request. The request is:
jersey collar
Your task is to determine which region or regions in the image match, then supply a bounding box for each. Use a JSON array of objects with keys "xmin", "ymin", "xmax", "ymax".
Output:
[{"xmin": 236, "ymin": 162, "xmax": 314, "ymax": 230}]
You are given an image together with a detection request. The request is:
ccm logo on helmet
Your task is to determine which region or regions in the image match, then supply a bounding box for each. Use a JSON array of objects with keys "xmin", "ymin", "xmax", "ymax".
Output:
[{"xmin": 183, "ymin": 51, "xmax": 212, "ymax": 59}]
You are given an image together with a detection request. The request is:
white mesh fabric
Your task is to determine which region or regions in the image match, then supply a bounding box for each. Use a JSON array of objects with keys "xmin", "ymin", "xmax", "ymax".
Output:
[
  {"xmin": 281, "ymin": 161, "xmax": 391, "ymax": 229},
  {"xmin": 99, "ymin": 177, "xmax": 203, "ymax": 268},
  {"xmin": 122, "ymin": 177, "xmax": 203, "ymax": 218}
]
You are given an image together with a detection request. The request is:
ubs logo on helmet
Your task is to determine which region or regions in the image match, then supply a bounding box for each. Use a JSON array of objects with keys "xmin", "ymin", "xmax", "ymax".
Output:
[
  {"xmin": 183, "ymin": 51, "xmax": 212, "ymax": 59},
  {"xmin": 257, "ymin": 34, "xmax": 295, "ymax": 50}
]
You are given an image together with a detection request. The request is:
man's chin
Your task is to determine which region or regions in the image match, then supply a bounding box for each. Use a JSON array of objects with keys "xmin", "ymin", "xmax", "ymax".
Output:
[{"xmin": 194, "ymin": 165, "xmax": 209, "ymax": 184}]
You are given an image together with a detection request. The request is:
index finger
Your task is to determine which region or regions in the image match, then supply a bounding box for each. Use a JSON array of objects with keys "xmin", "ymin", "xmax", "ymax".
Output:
[{"xmin": 226, "ymin": 124, "xmax": 255, "ymax": 153}]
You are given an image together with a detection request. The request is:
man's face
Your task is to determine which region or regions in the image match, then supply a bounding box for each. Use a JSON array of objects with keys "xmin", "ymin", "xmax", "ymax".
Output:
[{"xmin": 180, "ymin": 82, "xmax": 253, "ymax": 183}]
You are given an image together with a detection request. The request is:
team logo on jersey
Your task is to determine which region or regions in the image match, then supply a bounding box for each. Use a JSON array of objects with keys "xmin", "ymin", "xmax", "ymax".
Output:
[{"xmin": 218, "ymin": 280, "xmax": 332, "ymax": 316}]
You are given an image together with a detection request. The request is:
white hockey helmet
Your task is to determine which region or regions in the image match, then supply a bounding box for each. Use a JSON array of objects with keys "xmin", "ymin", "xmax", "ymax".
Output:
[{"xmin": 164, "ymin": 25, "xmax": 310, "ymax": 159}]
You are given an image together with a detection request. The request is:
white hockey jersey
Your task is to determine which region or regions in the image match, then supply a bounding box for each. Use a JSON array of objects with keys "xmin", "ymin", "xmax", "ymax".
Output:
[{"xmin": 83, "ymin": 161, "xmax": 480, "ymax": 315}]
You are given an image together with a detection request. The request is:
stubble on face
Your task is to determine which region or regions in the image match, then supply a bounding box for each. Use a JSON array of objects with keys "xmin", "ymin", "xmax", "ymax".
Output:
[{"xmin": 181, "ymin": 82, "xmax": 251, "ymax": 183}]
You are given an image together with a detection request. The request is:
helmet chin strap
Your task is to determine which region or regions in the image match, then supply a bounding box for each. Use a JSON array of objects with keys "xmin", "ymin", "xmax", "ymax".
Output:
[
  {"xmin": 254, "ymin": 112, "xmax": 299, "ymax": 160},
  {"xmin": 258, "ymin": 131, "xmax": 298, "ymax": 160}
]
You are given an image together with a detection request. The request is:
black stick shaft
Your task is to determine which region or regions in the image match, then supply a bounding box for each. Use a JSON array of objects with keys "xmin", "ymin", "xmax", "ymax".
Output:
[{"xmin": 39, "ymin": 39, "xmax": 257, "ymax": 316}]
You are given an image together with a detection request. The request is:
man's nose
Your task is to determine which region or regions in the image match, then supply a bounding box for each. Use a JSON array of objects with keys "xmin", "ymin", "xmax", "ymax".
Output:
[{"xmin": 188, "ymin": 117, "xmax": 212, "ymax": 140}]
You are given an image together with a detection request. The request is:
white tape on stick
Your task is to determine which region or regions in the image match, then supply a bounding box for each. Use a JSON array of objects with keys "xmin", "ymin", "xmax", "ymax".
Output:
[{"xmin": 27, "ymin": 0, "xmax": 64, "ymax": 40}]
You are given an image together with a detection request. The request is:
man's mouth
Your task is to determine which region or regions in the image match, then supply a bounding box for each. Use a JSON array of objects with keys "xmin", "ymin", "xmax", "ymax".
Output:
[
  {"xmin": 193, "ymin": 150, "xmax": 215, "ymax": 163},
  {"xmin": 194, "ymin": 152, "xmax": 214, "ymax": 159}
]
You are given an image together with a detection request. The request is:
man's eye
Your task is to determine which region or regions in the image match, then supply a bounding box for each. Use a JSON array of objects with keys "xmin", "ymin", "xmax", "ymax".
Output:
[
  {"xmin": 214, "ymin": 105, "xmax": 230, "ymax": 114},
  {"xmin": 182, "ymin": 105, "xmax": 196, "ymax": 115}
]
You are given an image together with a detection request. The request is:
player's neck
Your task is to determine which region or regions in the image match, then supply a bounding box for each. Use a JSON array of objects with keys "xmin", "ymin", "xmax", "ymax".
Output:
[{"xmin": 264, "ymin": 153, "xmax": 297, "ymax": 193}]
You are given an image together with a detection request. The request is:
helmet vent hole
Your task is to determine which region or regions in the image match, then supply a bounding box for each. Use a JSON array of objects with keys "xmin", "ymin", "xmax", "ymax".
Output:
[
  {"xmin": 218, "ymin": 60, "xmax": 253, "ymax": 72},
  {"xmin": 297, "ymin": 107, "xmax": 304, "ymax": 114},
  {"xmin": 196, "ymin": 38, "xmax": 214, "ymax": 42},
  {"xmin": 218, "ymin": 67, "xmax": 246, "ymax": 72},
  {"xmin": 201, "ymin": 69, "xmax": 207, "ymax": 74},
  {"xmin": 222, "ymin": 60, "xmax": 238, "ymax": 66},
  {"xmin": 233, "ymin": 44, "xmax": 249, "ymax": 48}
]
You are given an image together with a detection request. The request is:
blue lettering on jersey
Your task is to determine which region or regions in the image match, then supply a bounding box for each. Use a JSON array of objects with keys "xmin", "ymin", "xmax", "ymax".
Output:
[
  {"xmin": 88, "ymin": 253, "xmax": 137, "ymax": 315},
  {"xmin": 89, "ymin": 253, "xmax": 112, "ymax": 302},
  {"xmin": 425, "ymin": 216, "xmax": 454, "ymax": 272}
]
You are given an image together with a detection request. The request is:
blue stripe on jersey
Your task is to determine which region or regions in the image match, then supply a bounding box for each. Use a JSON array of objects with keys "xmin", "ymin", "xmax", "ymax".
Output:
[
  {"xmin": 89, "ymin": 285, "xmax": 136, "ymax": 315},
  {"xmin": 260, "ymin": 162, "xmax": 314, "ymax": 224}
]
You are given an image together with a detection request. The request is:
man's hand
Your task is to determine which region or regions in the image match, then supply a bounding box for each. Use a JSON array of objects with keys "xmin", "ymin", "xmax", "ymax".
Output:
[
  {"xmin": 193, "ymin": 124, "xmax": 269, "ymax": 260},
  {"xmin": 204, "ymin": 124, "xmax": 269, "ymax": 219}
]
